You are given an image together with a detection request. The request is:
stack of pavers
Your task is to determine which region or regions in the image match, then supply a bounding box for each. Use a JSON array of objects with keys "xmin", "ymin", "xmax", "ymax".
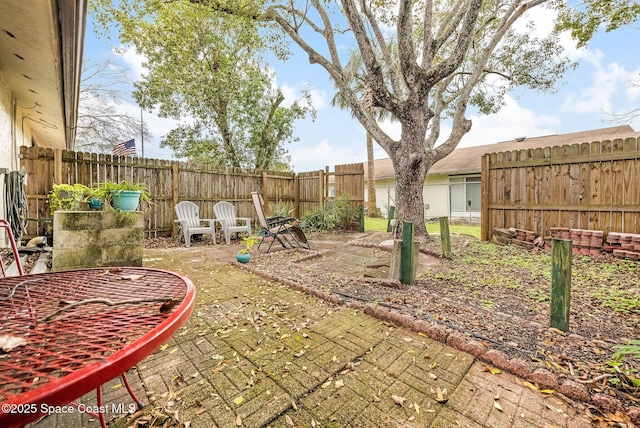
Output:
[
  {"xmin": 605, "ymin": 232, "xmax": 640, "ymax": 260},
  {"xmin": 511, "ymin": 228, "xmax": 537, "ymax": 250},
  {"xmin": 549, "ymin": 228, "xmax": 603, "ymax": 256}
]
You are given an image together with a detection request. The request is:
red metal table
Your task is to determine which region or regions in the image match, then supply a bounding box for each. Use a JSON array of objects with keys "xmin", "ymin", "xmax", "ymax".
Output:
[{"xmin": 0, "ymin": 267, "xmax": 195, "ymax": 428}]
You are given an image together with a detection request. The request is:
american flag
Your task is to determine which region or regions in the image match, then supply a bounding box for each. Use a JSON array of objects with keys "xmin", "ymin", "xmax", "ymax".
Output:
[{"xmin": 113, "ymin": 139, "xmax": 136, "ymax": 156}]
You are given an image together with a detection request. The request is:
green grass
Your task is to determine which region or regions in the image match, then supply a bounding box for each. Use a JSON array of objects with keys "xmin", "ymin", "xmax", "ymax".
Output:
[{"xmin": 364, "ymin": 216, "xmax": 481, "ymax": 239}]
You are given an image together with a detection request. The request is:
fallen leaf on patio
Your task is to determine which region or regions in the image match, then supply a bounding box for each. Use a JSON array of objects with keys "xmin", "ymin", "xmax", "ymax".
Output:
[
  {"xmin": 236, "ymin": 414, "xmax": 242, "ymax": 426},
  {"xmin": 414, "ymin": 403, "xmax": 420, "ymax": 414},
  {"xmin": 392, "ymin": 395, "xmax": 406, "ymax": 406},
  {"xmin": 522, "ymin": 381, "xmax": 538, "ymax": 391},
  {"xmin": 332, "ymin": 355, "xmax": 337, "ymax": 362},
  {"xmin": 294, "ymin": 350, "xmax": 305, "ymax": 358},
  {"xmin": 184, "ymin": 422, "xmax": 191, "ymax": 428},
  {"xmin": 403, "ymin": 337, "xmax": 412, "ymax": 342},
  {"xmin": 545, "ymin": 403, "xmax": 564, "ymax": 414},
  {"xmin": 160, "ymin": 344, "xmax": 168, "ymax": 351},
  {"xmin": 285, "ymin": 414, "xmax": 294, "ymax": 426},
  {"xmin": 372, "ymin": 394, "xmax": 380, "ymax": 402},
  {"xmin": 111, "ymin": 383, "xmax": 122, "ymax": 389},
  {"xmin": 211, "ymin": 354, "xmax": 224, "ymax": 360},
  {"xmin": 436, "ymin": 386, "xmax": 448, "ymax": 403},
  {"xmin": 428, "ymin": 372, "xmax": 437, "ymax": 380},
  {"xmin": 234, "ymin": 396, "xmax": 243, "ymax": 406},
  {"xmin": 121, "ymin": 274, "xmax": 144, "ymax": 280},
  {"xmin": 292, "ymin": 401, "xmax": 297, "ymax": 410},
  {"xmin": 0, "ymin": 335, "xmax": 27, "ymax": 352},
  {"xmin": 321, "ymin": 381, "xmax": 332, "ymax": 388},
  {"xmin": 540, "ymin": 389, "xmax": 554, "ymax": 395},
  {"xmin": 494, "ymin": 401, "xmax": 503, "ymax": 412},
  {"xmin": 489, "ymin": 367, "xmax": 502, "ymax": 374},
  {"xmin": 335, "ymin": 379, "xmax": 344, "ymax": 388}
]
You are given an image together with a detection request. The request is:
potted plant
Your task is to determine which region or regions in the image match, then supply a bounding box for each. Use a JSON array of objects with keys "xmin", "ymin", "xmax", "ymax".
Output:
[
  {"xmin": 92, "ymin": 180, "xmax": 151, "ymax": 212},
  {"xmin": 86, "ymin": 187, "xmax": 105, "ymax": 210},
  {"xmin": 47, "ymin": 183, "xmax": 90, "ymax": 212},
  {"xmin": 236, "ymin": 234, "xmax": 260, "ymax": 264}
]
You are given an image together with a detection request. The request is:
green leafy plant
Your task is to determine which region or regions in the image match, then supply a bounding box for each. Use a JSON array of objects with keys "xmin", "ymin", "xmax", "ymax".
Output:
[
  {"xmin": 238, "ymin": 234, "xmax": 261, "ymax": 255},
  {"xmin": 600, "ymin": 341, "xmax": 640, "ymax": 390},
  {"xmin": 268, "ymin": 200, "xmax": 294, "ymax": 218},
  {"xmin": 47, "ymin": 183, "xmax": 90, "ymax": 212},
  {"xmin": 91, "ymin": 181, "xmax": 151, "ymax": 208},
  {"xmin": 300, "ymin": 195, "xmax": 359, "ymax": 231}
]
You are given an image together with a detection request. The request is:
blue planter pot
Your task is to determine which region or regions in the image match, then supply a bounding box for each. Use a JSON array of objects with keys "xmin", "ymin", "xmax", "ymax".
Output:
[
  {"xmin": 112, "ymin": 190, "xmax": 142, "ymax": 211},
  {"xmin": 87, "ymin": 197, "xmax": 104, "ymax": 210},
  {"xmin": 236, "ymin": 253, "xmax": 251, "ymax": 264}
]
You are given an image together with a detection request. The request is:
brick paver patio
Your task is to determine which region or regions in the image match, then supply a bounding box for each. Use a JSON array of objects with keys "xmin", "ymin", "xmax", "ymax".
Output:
[{"xmin": 31, "ymin": 235, "xmax": 591, "ymax": 427}]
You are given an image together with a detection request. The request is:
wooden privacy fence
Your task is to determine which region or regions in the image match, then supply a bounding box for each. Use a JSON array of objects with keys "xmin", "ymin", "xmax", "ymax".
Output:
[
  {"xmin": 19, "ymin": 147, "xmax": 364, "ymax": 239},
  {"xmin": 481, "ymin": 137, "xmax": 640, "ymax": 241}
]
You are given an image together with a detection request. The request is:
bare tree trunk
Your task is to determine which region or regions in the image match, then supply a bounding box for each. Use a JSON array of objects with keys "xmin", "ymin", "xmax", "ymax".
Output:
[
  {"xmin": 366, "ymin": 131, "xmax": 379, "ymax": 217},
  {"xmin": 393, "ymin": 154, "xmax": 430, "ymax": 241}
]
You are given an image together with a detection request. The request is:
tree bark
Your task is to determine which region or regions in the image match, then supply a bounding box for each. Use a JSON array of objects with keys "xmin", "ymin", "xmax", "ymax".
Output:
[
  {"xmin": 366, "ymin": 131, "xmax": 379, "ymax": 217},
  {"xmin": 393, "ymin": 152, "xmax": 430, "ymax": 241}
]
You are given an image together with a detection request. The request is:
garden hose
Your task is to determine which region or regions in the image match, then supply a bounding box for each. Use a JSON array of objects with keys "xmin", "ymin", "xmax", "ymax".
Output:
[{"xmin": 4, "ymin": 170, "xmax": 27, "ymax": 242}]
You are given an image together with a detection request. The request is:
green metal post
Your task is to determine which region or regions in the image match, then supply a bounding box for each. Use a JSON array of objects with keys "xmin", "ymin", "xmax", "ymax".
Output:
[
  {"xmin": 387, "ymin": 206, "xmax": 395, "ymax": 232},
  {"xmin": 439, "ymin": 217, "xmax": 451, "ymax": 259},
  {"xmin": 400, "ymin": 221, "xmax": 415, "ymax": 284},
  {"xmin": 550, "ymin": 239, "xmax": 572, "ymax": 332}
]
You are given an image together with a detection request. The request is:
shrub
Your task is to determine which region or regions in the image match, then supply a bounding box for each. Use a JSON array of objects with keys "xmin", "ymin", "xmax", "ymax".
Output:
[{"xmin": 301, "ymin": 195, "xmax": 359, "ymax": 231}]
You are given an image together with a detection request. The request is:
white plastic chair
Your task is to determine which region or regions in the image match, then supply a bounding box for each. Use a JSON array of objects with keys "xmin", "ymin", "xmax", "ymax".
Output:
[
  {"xmin": 213, "ymin": 201, "xmax": 252, "ymax": 245},
  {"xmin": 174, "ymin": 201, "xmax": 217, "ymax": 247}
]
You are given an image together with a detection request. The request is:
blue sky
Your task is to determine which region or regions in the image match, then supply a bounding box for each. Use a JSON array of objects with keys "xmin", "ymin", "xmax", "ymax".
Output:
[{"xmin": 82, "ymin": 6, "xmax": 640, "ymax": 172}]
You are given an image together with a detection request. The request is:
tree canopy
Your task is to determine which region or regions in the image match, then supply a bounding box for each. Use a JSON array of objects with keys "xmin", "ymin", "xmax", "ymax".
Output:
[
  {"xmin": 556, "ymin": 0, "xmax": 640, "ymax": 47},
  {"xmin": 91, "ymin": 0, "xmax": 314, "ymax": 170},
  {"xmin": 191, "ymin": 0, "xmax": 573, "ymax": 240}
]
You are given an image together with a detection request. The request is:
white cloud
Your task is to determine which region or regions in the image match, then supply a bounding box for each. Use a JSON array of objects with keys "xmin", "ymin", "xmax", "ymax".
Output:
[
  {"xmin": 460, "ymin": 96, "xmax": 560, "ymax": 146},
  {"xmin": 115, "ymin": 45, "xmax": 146, "ymax": 81},
  {"xmin": 562, "ymin": 62, "xmax": 632, "ymax": 114},
  {"xmin": 290, "ymin": 139, "xmax": 365, "ymax": 171}
]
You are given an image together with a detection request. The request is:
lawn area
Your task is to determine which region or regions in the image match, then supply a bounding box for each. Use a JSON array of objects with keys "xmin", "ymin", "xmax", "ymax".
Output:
[{"xmin": 365, "ymin": 216, "xmax": 481, "ymax": 238}]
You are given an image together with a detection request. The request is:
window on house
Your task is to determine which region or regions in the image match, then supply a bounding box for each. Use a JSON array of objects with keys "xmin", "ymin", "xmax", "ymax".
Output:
[{"xmin": 450, "ymin": 176, "xmax": 481, "ymax": 212}]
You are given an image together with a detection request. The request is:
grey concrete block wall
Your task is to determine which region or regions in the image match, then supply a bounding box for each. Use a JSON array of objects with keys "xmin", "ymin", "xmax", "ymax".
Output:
[{"xmin": 52, "ymin": 211, "xmax": 143, "ymax": 271}]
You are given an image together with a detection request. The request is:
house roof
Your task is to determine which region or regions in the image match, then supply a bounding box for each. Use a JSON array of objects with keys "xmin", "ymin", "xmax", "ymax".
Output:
[
  {"xmin": 0, "ymin": 0, "xmax": 87, "ymax": 150},
  {"xmin": 367, "ymin": 126, "xmax": 640, "ymax": 179}
]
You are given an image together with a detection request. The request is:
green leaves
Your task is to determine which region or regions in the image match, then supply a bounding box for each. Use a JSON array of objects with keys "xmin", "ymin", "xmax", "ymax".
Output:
[{"xmin": 90, "ymin": 0, "xmax": 311, "ymax": 170}]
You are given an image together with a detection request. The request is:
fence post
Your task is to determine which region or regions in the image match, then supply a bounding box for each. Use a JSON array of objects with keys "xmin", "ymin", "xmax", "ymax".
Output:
[
  {"xmin": 439, "ymin": 216, "xmax": 451, "ymax": 259},
  {"xmin": 171, "ymin": 163, "xmax": 179, "ymax": 238},
  {"xmin": 318, "ymin": 169, "xmax": 325, "ymax": 206},
  {"xmin": 400, "ymin": 221, "xmax": 415, "ymax": 285},
  {"xmin": 481, "ymin": 154, "xmax": 490, "ymax": 241},
  {"xmin": 294, "ymin": 173, "xmax": 300, "ymax": 218},
  {"xmin": 387, "ymin": 206, "xmax": 395, "ymax": 232},
  {"xmin": 359, "ymin": 205, "xmax": 364, "ymax": 232},
  {"xmin": 550, "ymin": 239, "xmax": 572, "ymax": 332},
  {"xmin": 54, "ymin": 149, "xmax": 63, "ymax": 184}
]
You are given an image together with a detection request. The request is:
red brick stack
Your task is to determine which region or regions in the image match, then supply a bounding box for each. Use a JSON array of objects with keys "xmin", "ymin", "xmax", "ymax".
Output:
[
  {"xmin": 549, "ymin": 228, "xmax": 602, "ymax": 256},
  {"xmin": 606, "ymin": 232, "xmax": 640, "ymax": 260}
]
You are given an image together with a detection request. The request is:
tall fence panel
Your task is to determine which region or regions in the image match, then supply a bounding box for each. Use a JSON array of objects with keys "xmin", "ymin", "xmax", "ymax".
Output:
[
  {"xmin": 18, "ymin": 146, "xmax": 363, "ymax": 240},
  {"xmin": 481, "ymin": 138, "xmax": 640, "ymax": 240}
]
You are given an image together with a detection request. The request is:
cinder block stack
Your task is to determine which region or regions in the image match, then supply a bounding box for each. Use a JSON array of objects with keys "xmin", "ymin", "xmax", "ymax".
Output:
[{"xmin": 606, "ymin": 232, "xmax": 640, "ymax": 260}]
